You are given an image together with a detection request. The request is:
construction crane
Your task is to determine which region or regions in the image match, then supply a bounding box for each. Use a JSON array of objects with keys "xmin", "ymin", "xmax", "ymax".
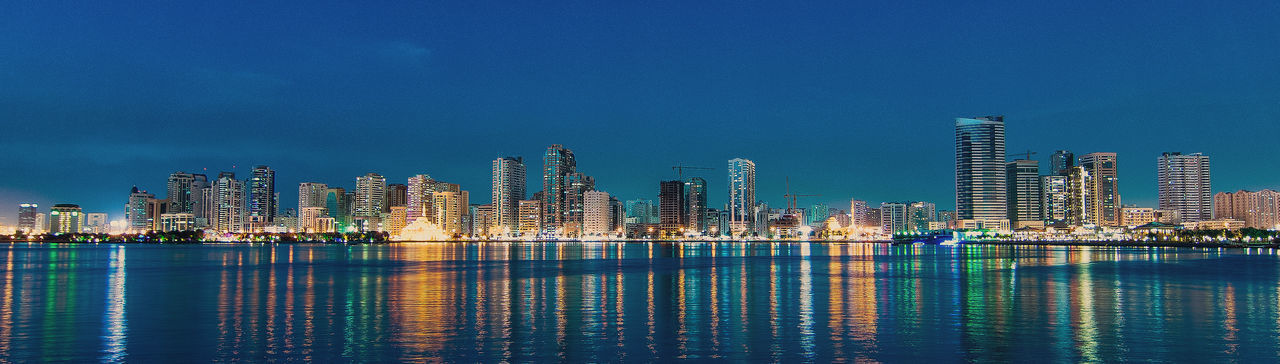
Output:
[
  {"xmin": 1009, "ymin": 150, "xmax": 1037, "ymax": 161},
  {"xmin": 782, "ymin": 177, "xmax": 821, "ymax": 212},
  {"xmin": 672, "ymin": 165, "xmax": 714, "ymax": 179}
]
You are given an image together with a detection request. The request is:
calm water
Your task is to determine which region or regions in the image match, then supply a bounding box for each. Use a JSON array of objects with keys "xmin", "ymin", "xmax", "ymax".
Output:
[{"xmin": 0, "ymin": 242, "xmax": 1278, "ymax": 362}]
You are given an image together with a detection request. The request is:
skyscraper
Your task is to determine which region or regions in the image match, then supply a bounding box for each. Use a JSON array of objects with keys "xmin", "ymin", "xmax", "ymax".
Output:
[
  {"xmin": 583, "ymin": 190, "xmax": 611, "ymax": 236},
  {"xmin": 1157, "ymin": 152, "xmax": 1211, "ymax": 222},
  {"xmin": 542, "ymin": 145, "xmax": 577, "ymax": 233},
  {"xmin": 299, "ymin": 182, "xmax": 329, "ymax": 212},
  {"xmin": 248, "ymin": 165, "xmax": 276, "ymax": 225},
  {"xmin": 1049, "ymin": 150, "xmax": 1075, "ymax": 176},
  {"xmin": 167, "ymin": 172, "xmax": 207, "ymax": 213},
  {"xmin": 127, "ymin": 186, "xmax": 154, "ymax": 232},
  {"xmin": 562, "ymin": 172, "xmax": 595, "ymax": 236},
  {"xmin": 385, "ymin": 184, "xmax": 407, "ymax": 210},
  {"xmin": 517, "ymin": 199, "xmax": 542, "ymax": 236},
  {"xmin": 955, "ymin": 116, "xmax": 1008, "ymax": 231},
  {"xmin": 492, "ymin": 156, "xmax": 527, "ymax": 233},
  {"xmin": 406, "ymin": 175, "xmax": 434, "ymax": 222},
  {"xmin": 210, "ymin": 172, "xmax": 246, "ymax": 233},
  {"xmin": 432, "ymin": 190, "xmax": 469, "ymax": 236},
  {"xmin": 625, "ymin": 199, "xmax": 656, "ymax": 224},
  {"xmin": 849, "ymin": 199, "xmax": 869, "ymax": 228},
  {"xmin": 48, "ymin": 204, "xmax": 82, "ymax": 234},
  {"xmin": 727, "ymin": 158, "xmax": 756, "ymax": 235},
  {"xmin": 685, "ymin": 177, "xmax": 707, "ymax": 233},
  {"xmin": 1080, "ymin": 152, "xmax": 1121, "ymax": 227},
  {"xmin": 906, "ymin": 201, "xmax": 936, "ymax": 231},
  {"xmin": 17, "ymin": 203, "xmax": 38, "ymax": 233},
  {"xmin": 1214, "ymin": 189, "xmax": 1280, "ymax": 229},
  {"xmin": 1040, "ymin": 175, "xmax": 1069, "ymax": 226},
  {"xmin": 659, "ymin": 180, "xmax": 686, "ymax": 237},
  {"xmin": 1006, "ymin": 159, "xmax": 1042, "ymax": 228},
  {"xmin": 354, "ymin": 173, "xmax": 386, "ymax": 218},
  {"xmin": 880, "ymin": 202, "xmax": 909, "ymax": 234}
]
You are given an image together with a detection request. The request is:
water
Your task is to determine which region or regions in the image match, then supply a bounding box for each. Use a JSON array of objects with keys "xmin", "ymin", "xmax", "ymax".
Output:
[{"xmin": 0, "ymin": 242, "xmax": 1277, "ymax": 362}]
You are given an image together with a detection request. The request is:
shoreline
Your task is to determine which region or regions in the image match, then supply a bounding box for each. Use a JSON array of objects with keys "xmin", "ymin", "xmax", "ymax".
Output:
[{"xmin": 2, "ymin": 238, "xmax": 1277, "ymax": 249}]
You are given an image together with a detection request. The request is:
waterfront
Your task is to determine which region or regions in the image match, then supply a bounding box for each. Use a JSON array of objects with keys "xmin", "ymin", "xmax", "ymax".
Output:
[{"xmin": 0, "ymin": 242, "xmax": 1277, "ymax": 362}]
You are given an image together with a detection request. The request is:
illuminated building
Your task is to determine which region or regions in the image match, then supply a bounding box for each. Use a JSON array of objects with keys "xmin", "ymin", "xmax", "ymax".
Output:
[
  {"xmin": 541, "ymin": 144, "xmax": 576, "ymax": 233},
  {"xmin": 387, "ymin": 206, "xmax": 409, "ymax": 235},
  {"xmin": 1120, "ymin": 207, "xmax": 1156, "ymax": 227},
  {"xmin": 300, "ymin": 206, "xmax": 330, "ymax": 232},
  {"xmin": 354, "ymin": 173, "xmax": 386, "ymax": 219},
  {"xmin": 906, "ymin": 201, "xmax": 935, "ymax": 231},
  {"xmin": 727, "ymin": 158, "xmax": 756, "ymax": 235},
  {"xmin": 625, "ymin": 199, "xmax": 657, "ymax": 224},
  {"xmin": 955, "ymin": 116, "xmax": 1009, "ymax": 231},
  {"xmin": 406, "ymin": 175, "xmax": 434, "ymax": 222},
  {"xmin": 298, "ymin": 182, "xmax": 328, "ymax": 214},
  {"xmin": 1157, "ymin": 152, "xmax": 1211, "ymax": 222},
  {"xmin": 325, "ymin": 187, "xmax": 350, "ymax": 230},
  {"xmin": 880, "ymin": 202, "xmax": 908, "ymax": 234},
  {"xmin": 807, "ymin": 203, "xmax": 829, "ymax": 227},
  {"xmin": 48, "ymin": 204, "xmax": 82, "ymax": 234},
  {"xmin": 433, "ymin": 190, "xmax": 469, "ymax": 236},
  {"xmin": 146, "ymin": 198, "xmax": 169, "ymax": 231},
  {"xmin": 659, "ymin": 180, "xmax": 686, "ymax": 237},
  {"xmin": 685, "ymin": 177, "xmax": 707, "ymax": 233},
  {"xmin": 159, "ymin": 213, "xmax": 195, "ymax": 232},
  {"xmin": 385, "ymin": 184, "xmax": 407, "ymax": 210},
  {"xmin": 1080, "ymin": 152, "xmax": 1121, "ymax": 227},
  {"xmin": 609, "ymin": 196, "xmax": 625, "ymax": 233},
  {"xmin": 562, "ymin": 172, "xmax": 595, "ymax": 236},
  {"xmin": 1213, "ymin": 189, "xmax": 1280, "ymax": 229},
  {"xmin": 1040, "ymin": 175, "xmax": 1069, "ymax": 226},
  {"xmin": 470, "ymin": 204, "xmax": 495, "ymax": 237},
  {"xmin": 491, "ymin": 156, "xmax": 526, "ymax": 233},
  {"xmin": 849, "ymin": 199, "xmax": 870, "ymax": 228},
  {"xmin": 166, "ymin": 172, "xmax": 207, "ymax": 213},
  {"xmin": 209, "ymin": 172, "xmax": 246, "ymax": 233},
  {"xmin": 1049, "ymin": 150, "xmax": 1074, "ymax": 176},
  {"xmin": 17, "ymin": 203, "xmax": 38, "ymax": 233},
  {"xmin": 583, "ymin": 191, "xmax": 611, "ymax": 236},
  {"xmin": 248, "ymin": 165, "xmax": 276, "ymax": 225},
  {"xmin": 517, "ymin": 199, "xmax": 542, "ymax": 235},
  {"xmin": 126, "ymin": 186, "xmax": 154, "ymax": 232},
  {"xmin": 1006, "ymin": 159, "xmax": 1042, "ymax": 228},
  {"xmin": 85, "ymin": 212, "xmax": 108, "ymax": 233}
]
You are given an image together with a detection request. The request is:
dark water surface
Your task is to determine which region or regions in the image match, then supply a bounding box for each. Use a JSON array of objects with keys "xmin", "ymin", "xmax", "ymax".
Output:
[{"xmin": 0, "ymin": 242, "xmax": 1277, "ymax": 362}]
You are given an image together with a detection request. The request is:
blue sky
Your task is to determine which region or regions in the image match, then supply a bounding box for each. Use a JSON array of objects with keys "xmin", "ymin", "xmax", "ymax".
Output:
[{"xmin": 2, "ymin": 1, "xmax": 1278, "ymax": 221}]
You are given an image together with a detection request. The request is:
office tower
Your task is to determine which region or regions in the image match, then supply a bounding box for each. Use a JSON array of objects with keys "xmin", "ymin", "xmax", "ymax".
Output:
[
  {"xmin": 727, "ymin": 158, "xmax": 756, "ymax": 235},
  {"xmin": 354, "ymin": 173, "xmax": 386, "ymax": 218},
  {"xmin": 433, "ymin": 190, "xmax": 469, "ymax": 236},
  {"xmin": 159, "ymin": 213, "xmax": 195, "ymax": 232},
  {"xmin": 1079, "ymin": 152, "xmax": 1121, "ymax": 227},
  {"xmin": 298, "ymin": 182, "xmax": 329, "ymax": 213},
  {"xmin": 85, "ymin": 212, "xmax": 108, "ymax": 234},
  {"xmin": 517, "ymin": 200, "xmax": 542, "ymax": 236},
  {"xmin": 1157, "ymin": 152, "xmax": 1211, "ymax": 222},
  {"xmin": 385, "ymin": 184, "xmax": 408, "ymax": 209},
  {"xmin": 127, "ymin": 187, "xmax": 155, "ymax": 232},
  {"xmin": 48, "ymin": 204, "xmax": 82, "ymax": 234},
  {"xmin": 880, "ymin": 202, "xmax": 909, "ymax": 234},
  {"xmin": 470, "ymin": 204, "xmax": 495, "ymax": 236},
  {"xmin": 208, "ymin": 172, "xmax": 246, "ymax": 232},
  {"xmin": 406, "ymin": 175, "xmax": 435, "ymax": 222},
  {"xmin": 17, "ymin": 203, "xmax": 38, "ymax": 232},
  {"xmin": 246, "ymin": 165, "xmax": 276, "ymax": 227},
  {"xmin": 937, "ymin": 210, "xmax": 957, "ymax": 229},
  {"xmin": 625, "ymin": 199, "xmax": 655, "ymax": 224},
  {"xmin": 167, "ymin": 172, "xmax": 207, "ymax": 213},
  {"xmin": 685, "ymin": 177, "xmax": 707, "ymax": 232},
  {"xmin": 865, "ymin": 207, "xmax": 882, "ymax": 229},
  {"xmin": 146, "ymin": 198, "xmax": 169, "ymax": 231},
  {"xmin": 955, "ymin": 116, "xmax": 1009, "ymax": 231},
  {"xmin": 324, "ymin": 187, "xmax": 350, "ymax": 230},
  {"xmin": 1065, "ymin": 166, "xmax": 1091, "ymax": 225},
  {"xmin": 1006, "ymin": 159, "xmax": 1042, "ymax": 228},
  {"xmin": 806, "ymin": 203, "xmax": 830, "ymax": 226},
  {"xmin": 659, "ymin": 180, "xmax": 687, "ymax": 236},
  {"xmin": 849, "ymin": 199, "xmax": 869, "ymax": 227},
  {"xmin": 542, "ymin": 145, "xmax": 577, "ymax": 232},
  {"xmin": 33, "ymin": 213, "xmax": 46, "ymax": 233},
  {"xmin": 609, "ymin": 196, "xmax": 625, "ymax": 233},
  {"xmin": 906, "ymin": 202, "xmax": 936, "ymax": 231},
  {"xmin": 298, "ymin": 206, "xmax": 329, "ymax": 232},
  {"xmin": 1213, "ymin": 189, "xmax": 1280, "ymax": 229},
  {"xmin": 583, "ymin": 191, "xmax": 611, "ymax": 236},
  {"xmin": 562, "ymin": 172, "xmax": 594, "ymax": 236},
  {"xmin": 492, "ymin": 156, "xmax": 527, "ymax": 232},
  {"xmin": 1120, "ymin": 207, "xmax": 1157, "ymax": 227},
  {"xmin": 1049, "ymin": 150, "xmax": 1074, "ymax": 176},
  {"xmin": 1040, "ymin": 175, "xmax": 1069, "ymax": 226},
  {"xmin": 753, "ymin": 202, "xmax": 770, "ymax": 237}
]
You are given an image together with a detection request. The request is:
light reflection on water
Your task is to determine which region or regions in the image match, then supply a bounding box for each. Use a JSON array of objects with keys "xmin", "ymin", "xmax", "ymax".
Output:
[{"xmin": 0, "ymin": 242, "xmax": 1277, "ymax": 361}]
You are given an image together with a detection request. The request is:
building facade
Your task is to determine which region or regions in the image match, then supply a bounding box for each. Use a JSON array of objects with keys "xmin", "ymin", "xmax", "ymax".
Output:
[
  {"xmin": 1157, "ymin": 152, "xmax": 1211, "ymax": 222},
  {"xmin": 1006, "ymin": 159, "xmax": 1042, "ymax": 228},
  {"xmin": 727, "ymin": 158, "xmax": 756, "ymax": 235},
  {"xmin": 491, "ymin": 156, "xmax": 526, "ymax": 233},
  {"xmin": 955, "ymin": 116, "xmax": 1008, "ymax": 231},
  {"xmin": 583, "ymin": 191, "xmax": 611, "ymax": 236},
  {"xmin": 1079, "ymin": 152, "xmax": 1121, "ymax": 227}
]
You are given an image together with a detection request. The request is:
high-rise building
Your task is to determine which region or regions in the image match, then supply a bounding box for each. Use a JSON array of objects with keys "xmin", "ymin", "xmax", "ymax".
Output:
[
  {"xmin": 1079, "ymin": 152, "xmax": 1121, "ymax": 227},
  {"xmin": 167, "ymin": 172, "xmax": 207, "ymax": 213},
  {"xmin": 17, "ymin": 203, "xmax": 38, "ymax": 233},
  {"xmin": 385, "ymin": 184, "xmax": 408, "ymax": 210},
  {"xmin": 248, "ymin": 165, "xmax": 276, "ymax": 225},
  {"xmin": 1040, "ymin": 175, "xmax": 1069, "ymax": 226},
  {"xmin": 354, "ymin": 173, "xmax": 386, "ymax": 218},
  {"xmin": 659, "ymin": 180, "xmax": 687, "ymax": 237},
  {"xmin": 583, "ymin": 191, "xmax": 611, "ymax": 236},
  {"xmin": 685, "ymin": 177, "xmax": 707, "ymax": 233},
  {"xmin": 470, "ymin": 204, "xmax": 495, "ymax": 237},
  {"xmin": 299, "ymin": 206, "xmax": 330, "ymax": 233},
  {"xmin": 517, "ymin": 199, "xmax": 542, "ymax": 236},
  {"xmin": 880, "ymin": 202, "xmax": 909, "ymax": 234},
  {"xmin": 492, "ymin": 156, "xmax": 527, "ymax": 233},
  {"xmin": 625, "ymin": 199, "xmax": 656, "ymax": 224},
  {"xmin": 1213, "ymin": 189, "xmax": 1280, "ymax": 229},
  {"xmin": 727, "ymin": 158, "xmax": 756, "ymax": 235},
  {"xmin": 955, "ymin": 116, "xmax": 1009, "ymax": 231},
  {"xmin": 433, "ymin": 190, "xmax": 469, "ymax": 236},
  {"xmin": 1157, "ymin": 152, "xmax": 1211, "ymax": 223},
  {"xmin": 406, "ymin": 175, "xmax": 436, "ymax": 222},
  {"xmin": 561, "ymin": 172, "xmax": 594, "ymax": 236},
  {"xmin": 85, "ymin": 212, "xmax": 108, "ymax": 234},
  {"xmin": 609, "ymin": 196, "xmax": 625, "ymax": 233},
  {"xmin": 146, "ymin": 198, "xmax": 169, "ymax": 231},
  {"xmin": 542, "ymin": 145, "xmax": 577, "ymax": 233},
  {"xmin": 849, "ymin": 199, "xmax": 869, "ymax": 227},
  {"xmin": 48, "ymin": 204, "xmax": 82, "ymax": 234},
  {"xmin": 298, "ymin": 182, "xmax": 329, "ymax": 214},
  {"xmin": 209, "ymin": 172, "xmax": 246, "ymax": 233},
  {"xmin": 159, "ymin": 213, "xmax": 195, "ymax": 232},
  {"xmin": 807, "ymin": 203, "xmax": 830, "ymax": 227},
  {"xmin": 1006, "ymin": 159, "xmax": 1042, "ymax": 228},
  {"xmin": 1120, "ymin": 207, "xmax": 1157, "ymax": 227},
  {"xmin": 906, "ymin": 202, "xmax": 936, "ymax": 231},
  {"xmin": 127, "ymin": 187, "xmax": 155, "ymax": 232},
  {"xmin": 1049, "ymin": 150, "xmax": 1075, "ymax": 176}
]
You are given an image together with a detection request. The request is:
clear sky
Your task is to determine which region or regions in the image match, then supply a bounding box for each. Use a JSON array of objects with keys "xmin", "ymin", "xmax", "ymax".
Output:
[{"xmin": 2, "ymin": 1, "xmax": 1278, "ymax": 222}]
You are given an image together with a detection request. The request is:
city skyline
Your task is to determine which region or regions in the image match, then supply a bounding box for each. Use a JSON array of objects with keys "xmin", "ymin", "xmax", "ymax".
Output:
[{"xmin": 4, "ymin": 2, "xmax": 1280, "ymax": 222}]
